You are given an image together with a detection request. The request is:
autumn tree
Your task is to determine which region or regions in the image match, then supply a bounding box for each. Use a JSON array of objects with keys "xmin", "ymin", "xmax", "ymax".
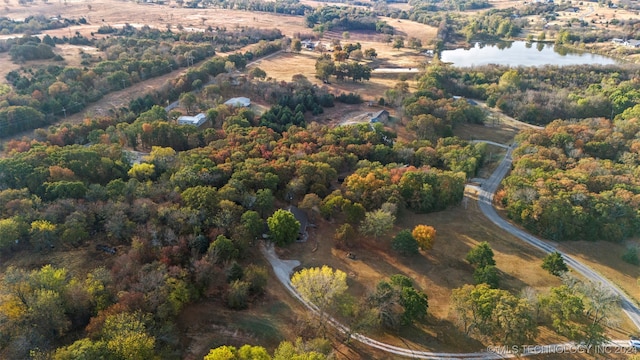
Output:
[
  {"xmin": 267, "ymin": 209, "xmax": 300, "ymax": 246},
  {"xmin": 128, "ymin": 163, "xmax": 156, "ymax": 181},
  {"xmin": 291, "ymin": 266, "xmax": 347, "ymax": 334},
  {"xmin": 412, "ymin": 225, "xmax": 436, "ymax": 251},
  {"xmin": 364, "ymin": 48, "xmax": 377, "ymax": 59},
  {"xmin": 30, "ymin": 219, "xmax": 57, "ymax": 251}
]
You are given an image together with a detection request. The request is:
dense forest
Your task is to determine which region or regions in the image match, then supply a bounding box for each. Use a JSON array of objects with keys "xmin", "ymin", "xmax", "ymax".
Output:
[
  {"xmin": 500, "ymin": 109, "xmax": 640, "ymax": 242},
  {"xmin": 0, "ymin": 56, "xmax": 491, "ymax": 356}
]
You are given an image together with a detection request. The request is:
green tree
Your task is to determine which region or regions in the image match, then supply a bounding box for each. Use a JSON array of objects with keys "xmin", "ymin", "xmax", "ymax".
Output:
[
  {"xmin": 622, "ymin": 246, "xmax": 639, "ymax": 265},
  {"xmin": 226, "ymin": 261, "xmax": 244, "ymax": 283},
  {"xmin": 181, "ymin": 185, "xmax": 219, "ymax": 218},
  {"xmin": 466, "ymin": 242, "xmax": 496, "ymax": 268},
  {"xmin": 392, "ymin": 37, "xmax": 404, "ymax": 50},
  {"xmin": 100, "ymin": 312, "xmax": 157, "ymax": 360},
  {"xmin": 0, "ymin": 217, "xmax": 25, "ymax": 253},
  {"xmin": 334, "ymin": 223, "xmax": 356, "ymax": 249},
  {"xmin": 538, "ymin": 285, "xmax": 584, "ymax": 341},
  {"xmin": 359, "ymin": 209, "xmax": 395, "ymax": 240},
  {"xmin": 244, "ymin": 264, "xmax": 268, "ymax": 295},
  {"xmin": 292, "ymin": 39, "xmax": 302, "ymax": 53},
  {"xmin": 391, "ymin": 229, "xmax": 419, "ymax": 256},
  {"xmin": 227, "ymin": 280, "xmax": 250, "ymax": 309},
  {"xmin": 542, "ymin": 252, "xmax": 569, "ymax": 276},
  {"xmin": 209, "ymin": 235, "xmax": 238, "ymax": 263},
  {"xmin": 451, "ymin": 284, "xmax": 537, "ymax": 345},
  {"xmin": 267, "ymin": 209, "xmax": 300, "ymax": 246},
  {"xmin": 204, "ymin": 345, "xmax": 241, "ymax": 360},
  {"xmin": 369, "ymin": 274, "xmax": 428, "ymax": 328},
  {"xmin": 179, "ymin": 92, "xmax": 197, "ymax": 115},
  {"xmin": 249, "ymin": 67, "xmax": 267, "ymax": 80},
  {"xmin": 273, "ymin": 338, "xmax": 329, "ymax": 360},
  {"xmin": 255, "ymin": 189, "xmax": 275, "ymax": 217},
  {"xmin": 53, "ymin": 338, "xmax": 110, "ymax": 360},
  {"xmin": 473, "ymin": 265, "xmax": 500, "ymax": 288},
  {"xmin": 241, "ymin": 210, "xmax": 263, "ymax": 239},
  {"xmin": 315, "ymin": 58, "xmax": 335, "ymax": 82}
]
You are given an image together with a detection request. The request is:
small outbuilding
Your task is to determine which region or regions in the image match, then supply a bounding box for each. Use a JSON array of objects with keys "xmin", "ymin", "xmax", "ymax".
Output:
[
  {"xmin": 177, "ymin": 113, "xmax": 207, "ymax": 127},
  {"xmin": 369, "ymin": 110, "xmax": 389, "ymax": 123},
  {"xmin": 224, "ymin": 97, "xmax": 251, "ymax": 107}
]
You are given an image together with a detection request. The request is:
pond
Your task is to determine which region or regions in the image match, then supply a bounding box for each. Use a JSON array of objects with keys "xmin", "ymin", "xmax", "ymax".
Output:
[{"xmin": 440, "ymin": 41, "xmax": 621, "ymax": 67}]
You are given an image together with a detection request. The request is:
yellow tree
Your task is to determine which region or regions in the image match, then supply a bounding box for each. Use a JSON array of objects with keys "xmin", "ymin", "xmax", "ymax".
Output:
[
  {"xmin": 30, "ymin": 220, "xmax": 57, "ymax": 251},
  {"xmin": 412, "ymin": 225, "xmax": 437, "ymax": 251},
  {"xmin": 291, "ymin": 266, "xmax": 347, "ymax": 335}
]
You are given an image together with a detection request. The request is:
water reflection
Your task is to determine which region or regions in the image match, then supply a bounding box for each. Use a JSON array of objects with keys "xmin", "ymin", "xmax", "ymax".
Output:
[{"xmin": 441, "ymin": 41, "xmax": 620, "ymax": 67}]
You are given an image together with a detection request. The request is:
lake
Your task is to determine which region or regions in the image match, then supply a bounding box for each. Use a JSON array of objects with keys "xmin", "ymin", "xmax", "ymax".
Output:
[{"xmin": 440, "ymin": 41, "xmax": 621, "ymax": 67}]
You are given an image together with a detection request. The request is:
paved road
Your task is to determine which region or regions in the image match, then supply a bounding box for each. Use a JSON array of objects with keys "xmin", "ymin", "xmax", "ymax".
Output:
[
  {"xmin": 261, "ymin": 237, "xmax": 638, "ymax": 359},
  {"xmin": 474, "ymin": 143, "xmax": 640, "ymax": 331},
  {"xmin": 470, "ymin": 140, "xmax": 509, "ymax": 149},
  {"xmin": 261, "ymin": 242, "xmax": 512, "ymax": 359}
]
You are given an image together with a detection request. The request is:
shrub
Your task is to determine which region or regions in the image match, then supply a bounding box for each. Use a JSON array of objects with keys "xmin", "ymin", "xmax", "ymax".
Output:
[{"xmin": 622, "ymin": 246, "xmax": 639, "ymax": 266}]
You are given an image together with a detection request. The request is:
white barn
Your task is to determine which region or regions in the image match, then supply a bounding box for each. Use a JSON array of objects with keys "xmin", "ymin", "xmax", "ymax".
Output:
[{"xmin": 177, "ymin": 113, "xmax": 207, "ymax": 127}]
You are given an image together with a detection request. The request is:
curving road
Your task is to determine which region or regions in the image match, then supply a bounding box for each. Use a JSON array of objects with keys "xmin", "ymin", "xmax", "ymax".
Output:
[
  {"xmin": 474, "ymin": 143, "xmax": 640, "ymax": 331},
  {"xmin": 261, "ymin": 140, "xmax": 640, "ymax": 359},
  {"xmin": 261, "ymin": 242, "xmax": 512, "ymax": 359}
]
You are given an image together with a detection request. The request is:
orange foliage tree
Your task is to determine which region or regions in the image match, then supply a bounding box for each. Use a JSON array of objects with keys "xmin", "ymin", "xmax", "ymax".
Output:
[{"xmin": 412, "ymin": 225, "xmax": 436, "ymax": 251}]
